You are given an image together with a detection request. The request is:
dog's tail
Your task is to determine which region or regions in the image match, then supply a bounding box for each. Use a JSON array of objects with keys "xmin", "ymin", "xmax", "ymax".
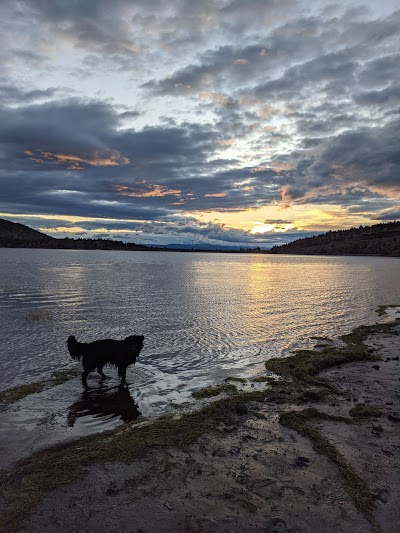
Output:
[{"xmin": 67, "ymin": 336, "xmax": 82, "ymax": 361}]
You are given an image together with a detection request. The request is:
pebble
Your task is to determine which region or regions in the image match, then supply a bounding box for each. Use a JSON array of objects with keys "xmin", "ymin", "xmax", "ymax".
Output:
[{"xmin": 265, "ymin": 517, "xmax": 290, "ymax": 533}]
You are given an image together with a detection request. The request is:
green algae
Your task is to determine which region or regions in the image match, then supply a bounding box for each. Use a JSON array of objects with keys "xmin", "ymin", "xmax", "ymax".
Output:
[
  {"xmin": 50, "ymin": 368, "xmax": 80, "ymax": 385},
  {"xmin": 223, "ymin": 376, "xmax": 247, "ymax": 383},
  {"xmin": 27, "ymin": 309, "xmax": 54, "ymax": 322},
  {"xmin": 0, "ymin": 369, "xmax": 81, "ymax": 406},
  {"xmin": 280, "ymin": 408, "xmax": 381, "ymax": 531},
  {"xmin": 264, "ymin": 322, "xmax": 395, "ymax": 384},
  {"xmin": 349, "ymin": 403, "xmax": 383, "ymax": 419},
  {"xmin": 251, "ymin": 375, "xmax": 276, "ymax": 383},
  {"xmin": 0, "ymin": 383, "xmax": 46, "ymax": 405},
  {"xmin": 192, "ymin": 383, "xmax": 238, "ymax": 398}
]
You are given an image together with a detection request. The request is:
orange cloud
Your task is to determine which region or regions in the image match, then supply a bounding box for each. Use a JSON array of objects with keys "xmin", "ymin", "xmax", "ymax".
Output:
[
  {"xmin": 25, "ymin": 149, "xmax": 129, "ymax": 169},
  {"xmin": 114, "ymin": 183, "xmax": 182, "ymax": 198},
  {"xmin": 231, "ymin": 182, "xmax": 254, "ymax": 191},
  {"xmin": 198, "ymin": 91, "xmax": 235, "ymax": 105},
  {"xmin": 204, "ymin": 192, "xmax": 226, "ymax": 198}
]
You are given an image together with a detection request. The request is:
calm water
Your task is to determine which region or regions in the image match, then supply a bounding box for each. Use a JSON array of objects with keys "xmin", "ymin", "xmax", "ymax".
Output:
[{"xmin": 0, "ymin": 249, "xmax": 399, "ymax": 466}]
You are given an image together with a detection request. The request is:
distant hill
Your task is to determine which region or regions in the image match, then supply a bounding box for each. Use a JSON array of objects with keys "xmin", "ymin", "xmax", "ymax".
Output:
[
  {"xmin": 268, "ymin": 221, "xmax": 400, "ymax": 257},
  {"xmin": 0, "ymin": 218, "xmax": 56, "ymax": 247},
  {"xmin": 0, "ymin": 218, "xmax": 149, "ymax": 251}
]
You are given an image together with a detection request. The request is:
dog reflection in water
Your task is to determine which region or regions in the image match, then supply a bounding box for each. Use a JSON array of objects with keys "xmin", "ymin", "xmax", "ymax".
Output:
[
  {"xmin": 67, "ymin": 385, "xmax": 141, "ymax": 427},
  {"xmin": 67, "ymin": 334, "xmax": 144, "ymax": 386}
]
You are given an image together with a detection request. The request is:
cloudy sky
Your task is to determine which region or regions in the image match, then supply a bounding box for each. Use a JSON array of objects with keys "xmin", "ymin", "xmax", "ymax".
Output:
[{"xmin": 1, "ymin": 0, "xmax": 399, "ymax": 247}]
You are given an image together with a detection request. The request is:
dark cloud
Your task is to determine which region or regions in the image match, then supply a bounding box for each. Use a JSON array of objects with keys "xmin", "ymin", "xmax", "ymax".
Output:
[
  {"xmin": 280, "ymin": 117, "xmax": 400, "ymax": 204},
  {"xmin": 372, "ymin": 209, "xmax": 400, "ymax": 221},
  {"xmin": 0, "ymin": 85, "xmax": 60, "ymax": 105},
  {"xmin": 354, "ymin": 84, "xmax": 400, "ymax": 106}
]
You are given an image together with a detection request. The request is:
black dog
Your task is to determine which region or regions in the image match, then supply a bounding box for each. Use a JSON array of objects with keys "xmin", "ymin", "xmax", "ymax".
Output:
[{"xmin": 67, "ymin": 335, "xmax": 144, "ymax": 386}]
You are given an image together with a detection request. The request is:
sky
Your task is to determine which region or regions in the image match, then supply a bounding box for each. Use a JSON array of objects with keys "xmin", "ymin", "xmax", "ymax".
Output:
[{"xmin": 1, "ymin": 0, "xmax": 399, "ymax": 248}]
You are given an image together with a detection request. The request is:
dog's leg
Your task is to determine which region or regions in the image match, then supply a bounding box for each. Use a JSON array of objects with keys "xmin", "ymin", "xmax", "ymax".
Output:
[
  {"xmin": 82, "ymin": 370, "xmax": 89, "ymax": 387},
  {"xmin": 82, "ymin": 359, "xmax": 95, "ymax": 387},
  {"xmin": 118, "ymin": 365, "xmax": 128, "ymax": 386},
  {"xmin": 97, "ymin": 364, "xmax": 108, "ymax": 379}
]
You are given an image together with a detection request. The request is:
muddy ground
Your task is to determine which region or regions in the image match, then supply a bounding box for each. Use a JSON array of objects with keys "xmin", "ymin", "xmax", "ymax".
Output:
[{"xmin": 1, "ymin": 324, "xmax": 400, "ymax": 533}]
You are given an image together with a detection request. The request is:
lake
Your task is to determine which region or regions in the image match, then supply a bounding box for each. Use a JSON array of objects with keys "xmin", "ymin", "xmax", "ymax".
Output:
[{"xmin": 0, "ymin": 249, "xmax": 399, "ymax": 466}]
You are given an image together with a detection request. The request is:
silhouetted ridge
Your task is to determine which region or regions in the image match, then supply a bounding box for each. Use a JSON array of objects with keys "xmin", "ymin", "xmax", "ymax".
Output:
[
  {"xmin": 0, "ymin": 218, "xmax": 55, "ymax": 247},
  {"xmin": 268, "ymin": 222, "xmax": 400, "ymax": 257},
  {"xmin": 0, "ymin": 218, "xmax": 148, "ymax": 250}
]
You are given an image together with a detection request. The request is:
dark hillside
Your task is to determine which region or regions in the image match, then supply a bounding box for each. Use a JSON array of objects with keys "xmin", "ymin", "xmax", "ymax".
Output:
[
  {"xmin": 0, "ymin": 218, "xmax": 148, "ymax": 250},
  {"xmin": 0, "ymin": 218, "xmax": 55, "ymax": 247},
  {"xmin": 268, "ymin": 221, "xmax": 400, "ymax": 257}
]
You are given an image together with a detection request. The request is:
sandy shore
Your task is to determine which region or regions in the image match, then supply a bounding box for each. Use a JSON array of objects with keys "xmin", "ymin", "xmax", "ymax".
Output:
[{"xmin": 1, "ymin": 320, "xmax": 399, "ymax": 533}]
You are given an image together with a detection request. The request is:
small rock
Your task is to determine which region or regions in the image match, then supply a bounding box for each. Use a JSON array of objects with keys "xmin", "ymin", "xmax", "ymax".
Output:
[
  {"xmin": 386, "ymin": 401, "xmax": 393, "ymax": 405},
  {"xmin": 229, "ymin": 445, "xmax": 241, "ymax": 455},
  {"xmin": 105, "ymin": 483, "xmax": 119, "ymax": 496},
  {"xmin": 372, "ymin": 365, "xmax": 380, "ymax": 370},
  {"xmin": 381, "ymin": 449, "xmax": 394, "ymax": 456},
  {"xmin": 295, "ymin": 456, "xmax": 310, "ymax": 467},
  {"xmin": 242, "ymin": 433, "xmax": 257, "ymax": 442},
  {"xmin": 236, "ymin": 403, "xmax": 248, "ymax": 415},
  {"xmin": 235, "ymin": 472, "xmax": 249, "ymax": 484},
  {"xmin": 388, "ymin": 413, "xmax": 400, "ymax": 422},
  {"xmin": 265, "ymin": 517, "xmax": 290, "ymax": 533},
  {"xmin": 392, "ymin": 356, "xmax": 399, "ymax": 361},
  {"xmin": 353, "ymin": 398, "xmax": 358, "ymax": 402},
  {"xmin": 212, "ymin": 447, "xmax": 227, "ymax": 457},
  {"xmin": 373, "ymin": 489, "xmax": 389, "ymax": 504},
  {"xmin": 372, "ymin": 425, "xmax": 383, "ymax": 433}
]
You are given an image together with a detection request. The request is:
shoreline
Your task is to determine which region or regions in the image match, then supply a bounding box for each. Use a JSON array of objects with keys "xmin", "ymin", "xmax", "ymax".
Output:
[{"xmin": 1, "ymin": 318, "xmax": 399, "ymax": 532}]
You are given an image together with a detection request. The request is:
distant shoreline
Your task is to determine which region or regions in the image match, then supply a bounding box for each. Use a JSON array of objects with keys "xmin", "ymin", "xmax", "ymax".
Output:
[
  {"xmin": 1, "ymin": 218, "xmax": 399, "ymax": 256},
  {"xmin": 1, "ymin": 244, "xmax": 400, "ymax": 258}
]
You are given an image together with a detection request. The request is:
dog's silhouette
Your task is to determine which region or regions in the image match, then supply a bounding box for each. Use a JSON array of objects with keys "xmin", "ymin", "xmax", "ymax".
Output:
[{"xmin": 67, "ymin": 335, "xmax": 144, "ymax": 386}]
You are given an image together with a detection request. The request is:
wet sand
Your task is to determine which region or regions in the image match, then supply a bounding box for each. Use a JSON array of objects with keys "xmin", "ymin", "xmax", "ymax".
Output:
[{"xmin": 1, "ymin": 322, "xmax": 400, "ymax": 532}]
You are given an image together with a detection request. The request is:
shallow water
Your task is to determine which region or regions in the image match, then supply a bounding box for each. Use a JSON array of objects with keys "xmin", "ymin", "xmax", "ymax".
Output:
[{"xmin": 0, "ymin": 249, "xmax": 399, "ymax": 466}]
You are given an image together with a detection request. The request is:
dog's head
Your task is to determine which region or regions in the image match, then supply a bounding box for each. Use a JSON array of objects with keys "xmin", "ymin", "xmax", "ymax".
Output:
[
  {"xmin": 125, "ymin": 335, "xmax": 144, "ymax": 357},
  {"xmin": 67, "ymin": 335, "xmax": 82, "ymax": 360},
  {"xmin": 125, "ymin": 334, "xmax": 144, "ymax": 346}
]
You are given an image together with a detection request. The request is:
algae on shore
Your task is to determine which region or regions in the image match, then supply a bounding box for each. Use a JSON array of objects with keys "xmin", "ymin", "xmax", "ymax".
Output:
[
  {"xmin": 192, "ymin": 383, "xmax": 238, "ymax": 398},
  {"xmin": 280, "ymin": 408, "xmax": 380, "ymax": 531},
  {"xmin": 264, "ymin": 322, "xmax": 395, "ymax": 383},
  {"xmin": 0, "ymin": 368, "xmax": 80, "ymax": 406}
]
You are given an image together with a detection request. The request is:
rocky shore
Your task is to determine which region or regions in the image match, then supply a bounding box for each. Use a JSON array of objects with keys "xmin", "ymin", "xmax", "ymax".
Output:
[{"xmin": 1, "ymin": 318, "xmax": 399, "ymax": 532}]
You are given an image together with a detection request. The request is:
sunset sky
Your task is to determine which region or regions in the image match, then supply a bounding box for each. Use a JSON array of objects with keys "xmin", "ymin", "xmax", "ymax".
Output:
[{"xmin": 1, "ymin": 0, "xmax": 399, "ymax": 247}]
